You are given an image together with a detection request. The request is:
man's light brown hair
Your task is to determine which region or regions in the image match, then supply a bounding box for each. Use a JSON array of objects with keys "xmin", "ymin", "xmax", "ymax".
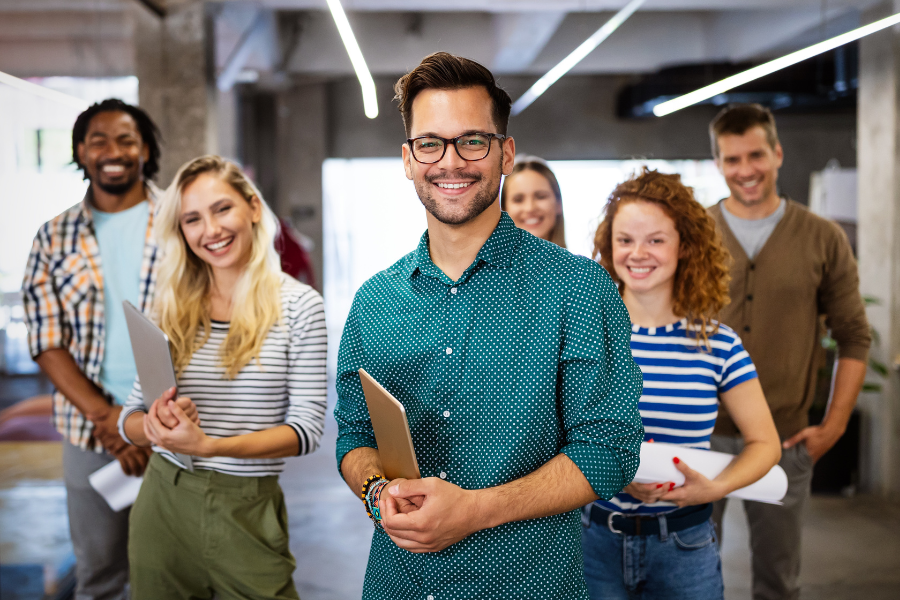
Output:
[
  {"xmin": 709, "ymin": 103, "xmax": 780, "ymax": 159},
  {"xmin": 394, "ymin": 52, "xmax": 512, "ymax": 137}
]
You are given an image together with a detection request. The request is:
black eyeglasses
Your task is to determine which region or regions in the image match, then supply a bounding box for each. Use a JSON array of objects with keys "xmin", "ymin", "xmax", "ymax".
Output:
[{"xmin": 406, "ymin": 132, "xmax": 507, "ymax": 164}]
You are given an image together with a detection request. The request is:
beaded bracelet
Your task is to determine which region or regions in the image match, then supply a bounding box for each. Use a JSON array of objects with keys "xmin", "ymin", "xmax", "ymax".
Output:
[
  {"xmin": 360, "ymin": 474, "xmax": 385, "ymax": 502},
  {"xmin": 361, "ymin": 474, "xmax": 388, "ymax": 528},
  {"xmin": 366, "ymin": 479, "xmax": 390, "ymax": 529}
]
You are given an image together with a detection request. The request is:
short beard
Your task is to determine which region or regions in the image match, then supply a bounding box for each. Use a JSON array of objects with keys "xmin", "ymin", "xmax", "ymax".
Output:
[
  {"xmin": 95, "ymin": 178, "xmax": 140, "ymax": 196},
  {"xmin": 414, "ymin": 149, "xmax": 503, "ymax": 225}
]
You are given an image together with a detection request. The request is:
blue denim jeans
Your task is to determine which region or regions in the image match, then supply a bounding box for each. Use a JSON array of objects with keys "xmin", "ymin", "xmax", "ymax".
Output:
[{"xmin": 581, "ymin": 507, "xmax": 724, "ymax": 600}]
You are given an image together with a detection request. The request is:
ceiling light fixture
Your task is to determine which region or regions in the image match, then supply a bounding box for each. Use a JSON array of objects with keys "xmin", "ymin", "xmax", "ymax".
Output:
[
  {"xmin": 653, "ymin": 11, "xmax": 900, "ymax": 117},
  {"xmin": 0, "ymin": 71, "xmax": 89, "ymax": 110},
  {"xmin": 325, "ymin": 0, "xmax": 378, "ymax": 119},
  {"xmin": 511, "ymin": 0, "xmax": 646, "ymax": 116}
]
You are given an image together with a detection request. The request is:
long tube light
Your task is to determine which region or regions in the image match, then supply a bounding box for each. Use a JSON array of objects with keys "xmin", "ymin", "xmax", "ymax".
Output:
[
  {"xmin": 0, "ymin": 71, "xmax": 89, "ymax": 110},
  {"xmin": 325, "ymin": 0, "xmax": 378, "ymax": 119},
  {"xmin": 511, "ymin": 0, "xmax": 645, "ymax": 116},
  {"xmin": 654, "ymin": 11, "xmax": 900, "ymax": 117}
]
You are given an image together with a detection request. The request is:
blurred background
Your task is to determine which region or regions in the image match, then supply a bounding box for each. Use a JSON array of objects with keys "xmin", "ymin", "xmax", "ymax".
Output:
[{"xmin": 1, "ymin": 1, "xmax": 899, "ymax": 599}]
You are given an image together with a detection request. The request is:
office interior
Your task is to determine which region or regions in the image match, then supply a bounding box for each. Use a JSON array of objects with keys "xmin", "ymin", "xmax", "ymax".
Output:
[{"xmin": 0, "ymin": 0, "xmax": 899, "ymax": 598}]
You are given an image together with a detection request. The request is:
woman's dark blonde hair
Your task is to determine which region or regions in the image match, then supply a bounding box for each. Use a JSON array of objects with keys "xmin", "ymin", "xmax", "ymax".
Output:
[
  {"xmin": 154, "ymin": 155, "xmax": 282, "ymax": 379},
  {"xmin": 593, "ymin": 168, "xmax": 731, "ymax": 350},
  {"xmin": 500, "ymin": 159, "xmax": 567, "ymax": 248}
]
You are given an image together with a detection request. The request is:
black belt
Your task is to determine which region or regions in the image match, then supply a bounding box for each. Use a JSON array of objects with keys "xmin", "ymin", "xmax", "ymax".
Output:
[{"xmin": 589, "ymin": 503, "xmax": 713, "ymax": 536}]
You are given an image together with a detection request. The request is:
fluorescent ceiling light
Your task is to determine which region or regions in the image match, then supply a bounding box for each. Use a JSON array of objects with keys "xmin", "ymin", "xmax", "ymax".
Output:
[
  {"xmin": 0, "ymin": 70, "xmax": 89, "ymax": 110},
  {"xmin": 326, "ymin": 0, "xmax": 378, "ymax": 119},
  {"xmin": 511, "ymin": 0, "xmax": 645, "ymax": 116},
  {"xmin": 654, "ymin": 11, "xmax": 900, "ymax": 117}
]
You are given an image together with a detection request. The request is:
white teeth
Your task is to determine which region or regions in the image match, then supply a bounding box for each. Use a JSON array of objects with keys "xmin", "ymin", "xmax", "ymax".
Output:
[
  {"xmin": 102, "ymin": 165, "xmax": 125, "ymax": 173},
  {"xmin": 436, "ymin": 182, "xmax": 472, "ymax": 189},
  {"xmin": 740, "ymin": 180, "xmax": 760, "ymax": 188},
  {"xmin": 206, "ymin": 238, "xmax": 232, "ymax": 251},
  {"xmin": 524, "ymin": 218, "xmax": 541, "ymax": 225},
  {"xmin": 629, "ymin": 267, "xmax": 651, "ymax": 273}
]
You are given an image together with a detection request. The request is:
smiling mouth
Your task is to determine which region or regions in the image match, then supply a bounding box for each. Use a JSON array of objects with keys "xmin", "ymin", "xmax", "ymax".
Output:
[
  {"xmin": 628, "ymin": 266, "xmax": 653, "ymax": 274},
  {"xmin": 435, "ymin": 182, "xmax": 473, "ymax": 189},
  {"xmin": 739, "ymin": 179, "xmax": 761, "ymax": 189},
  {"xmin": 204, "ymin": 237, "xmax": 234, "ymax": 253},
  {"xmin": 101, "ymin": 164, "xmax": 127, "ymax": 175},
  {"xmin": 523, "ymin": 217, "xmax": 542, "ymax": 226}
]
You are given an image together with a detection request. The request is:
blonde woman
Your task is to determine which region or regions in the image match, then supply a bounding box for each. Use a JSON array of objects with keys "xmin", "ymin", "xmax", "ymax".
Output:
[
  {"xmin": 118, "ymin": 155, "xmax": 326, "ymax": 599},
  {"xmin": 500, "ymin": 158, "xmax": 567, "ymax": 247}
]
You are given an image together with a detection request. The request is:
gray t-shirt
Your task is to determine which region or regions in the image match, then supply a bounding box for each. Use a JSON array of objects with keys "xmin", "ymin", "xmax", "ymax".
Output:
[{"xmin": 721, "ymin": 198, "xmax": 786, "ymax": 259}]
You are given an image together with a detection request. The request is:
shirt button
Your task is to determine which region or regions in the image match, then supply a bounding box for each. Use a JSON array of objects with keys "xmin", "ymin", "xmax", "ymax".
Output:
[
  {"xmin": 443, "ymin": 410, "xmax": 450, "ymax": 418},
  {"xmin": 445, "ymin": 347, "xmax": 452, "ymax": 355},
  {"xmin": 450, "ymin": 287, "xmax": 458, "ymax": 295},
  {"xmin": 747, "ymin": 294, "xmax": 753, "ymax": 301},
  {"xmin": 749, "ymin": 263, "xmax": 755, "ymax": 271},
  {"xmin": 744, "ymin": 326, "xmax": 750, "ymax": 332},
  {"xmin": 439, "ymin": 471, "xmax": 447, "ymax": 479}
]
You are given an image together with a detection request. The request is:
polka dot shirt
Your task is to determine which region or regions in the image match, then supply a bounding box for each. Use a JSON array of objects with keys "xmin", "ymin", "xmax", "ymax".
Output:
[{"xmin": 335, "ymin": 212, "xmax": 644, "ymax": 600}]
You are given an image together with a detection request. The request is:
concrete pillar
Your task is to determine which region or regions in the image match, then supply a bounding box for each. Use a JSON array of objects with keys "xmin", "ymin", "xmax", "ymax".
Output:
[
  {"xmin": 857, "ymin": 0, "xmax": 900, "ymax": 499},
  {"xmin": 275, "ymin": 83, "xmax": 327, "ymax": 292},
  {"xmin": 131, "ymin": 0, "xmax": 216, "ymax": 186}
]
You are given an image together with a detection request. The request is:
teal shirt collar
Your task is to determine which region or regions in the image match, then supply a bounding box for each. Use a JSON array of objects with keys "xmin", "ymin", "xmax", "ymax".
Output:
[{"xmin": 405, "ymin": 211, "xmax": 520, "ymax": 281}]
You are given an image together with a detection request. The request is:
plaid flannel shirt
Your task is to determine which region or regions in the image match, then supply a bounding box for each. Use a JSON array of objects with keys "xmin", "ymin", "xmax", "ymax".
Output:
[{"xmin": 21, "ymin": 185, "xmax": 160, "ymax": 451}]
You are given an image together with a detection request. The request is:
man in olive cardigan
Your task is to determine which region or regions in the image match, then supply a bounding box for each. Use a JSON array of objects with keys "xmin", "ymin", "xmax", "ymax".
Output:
[{"xmin": 707, "ymin": 104, "xmax": 870, "ymax": 600}]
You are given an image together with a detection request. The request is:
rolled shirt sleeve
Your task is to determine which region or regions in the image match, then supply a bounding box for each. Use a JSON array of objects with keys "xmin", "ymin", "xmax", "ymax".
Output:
[{"xmin": 557, "ymin": 259, "xmax": 644, "ymax": 501}]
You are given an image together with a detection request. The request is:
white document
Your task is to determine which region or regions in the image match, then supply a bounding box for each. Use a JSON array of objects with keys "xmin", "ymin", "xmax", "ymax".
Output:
[
  {"xmin": 88, "ymin": 460, "xmax": 143, "ymax": 512},
  {"xmin": 634, "ymin": 442, "xmax": 788, "ymax": 505}
]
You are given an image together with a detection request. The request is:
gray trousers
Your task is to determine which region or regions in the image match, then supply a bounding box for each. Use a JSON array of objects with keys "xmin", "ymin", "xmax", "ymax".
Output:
[
  {"xmin": 63, "ymin": 441, "xmax": 130, "ymax": 600},
  {"xmin": 710, "ymin": 435, "xmax": 814, "ymax": 600}
]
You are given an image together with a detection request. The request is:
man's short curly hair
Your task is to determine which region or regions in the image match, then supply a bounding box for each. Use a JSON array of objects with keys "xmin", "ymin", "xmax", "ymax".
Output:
[
  {"xmin": 72, "ymin": 98, "xmax": 162, "ymax": 181},
  {"xmin": 593, "ymin": 168, "xmax": 732, "ymax": 350}
]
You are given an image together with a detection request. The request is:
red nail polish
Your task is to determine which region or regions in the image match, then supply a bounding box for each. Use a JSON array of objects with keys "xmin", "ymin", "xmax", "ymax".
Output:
[
  {"xmin": 673, "ymin": 457, "xmax": 680, "ymax": 465},
  {"xmin": 656, "ymin": 484, "xmax": 663, "ymax": 489},
  {"xmin": 648, "ymin": 438, "xmax": 655, "ymax": 443},
  {"xmin": 669, "ymin": 482, "xmax": 675, "ymax": 491}
]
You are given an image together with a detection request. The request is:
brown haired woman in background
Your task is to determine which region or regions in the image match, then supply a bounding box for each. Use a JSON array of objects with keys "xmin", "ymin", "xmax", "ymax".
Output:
[{"xmin": 500, "ymin": 158, "xmax": 566, "ymax": 247}]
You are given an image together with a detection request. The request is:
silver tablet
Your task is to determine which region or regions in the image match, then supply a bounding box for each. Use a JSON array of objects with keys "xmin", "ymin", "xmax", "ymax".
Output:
[
  {"xmin": 359, "ymin": 368, "xmax": 420, "ymax": 481},
  {"xmin": 122, "ymin": 301, "xmax": 194, "ymax": 471}
]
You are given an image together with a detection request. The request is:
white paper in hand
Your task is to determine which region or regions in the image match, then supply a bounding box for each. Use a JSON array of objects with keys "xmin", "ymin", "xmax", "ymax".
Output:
[
  {"xmin": 634, "ymin": 442, "xmax": 788, "ymax": 505},
  {"xmin": 88, "ymin": 460, "xmax": 143, "ymax": 511}
]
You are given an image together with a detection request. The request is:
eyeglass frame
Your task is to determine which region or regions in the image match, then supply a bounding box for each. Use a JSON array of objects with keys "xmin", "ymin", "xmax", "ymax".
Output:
[{"xmin": 406, "ymin": 132, "xmax": 508, "ymax": 164}]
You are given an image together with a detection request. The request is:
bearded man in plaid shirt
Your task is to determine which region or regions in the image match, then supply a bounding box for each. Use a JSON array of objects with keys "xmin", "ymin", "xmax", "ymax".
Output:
[{"xmin": 21, "ymin": 99, "xmax": 163, "ymax": 600}]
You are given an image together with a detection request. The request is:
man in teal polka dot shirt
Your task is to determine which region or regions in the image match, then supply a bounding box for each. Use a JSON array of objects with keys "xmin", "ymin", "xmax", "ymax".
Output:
[{"xmin": 335, "ymin": 52, "xmax": 644, "ymax": 600}]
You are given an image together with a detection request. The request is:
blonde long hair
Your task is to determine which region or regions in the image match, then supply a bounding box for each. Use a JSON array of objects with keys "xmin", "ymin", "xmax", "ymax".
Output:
[{"xmin": 154, "ymin": 155, "xmax": 282, "ymax": 378}]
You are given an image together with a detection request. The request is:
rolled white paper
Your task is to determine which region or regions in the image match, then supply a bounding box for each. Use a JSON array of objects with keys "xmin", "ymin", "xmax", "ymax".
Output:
[
  {"xmin": 88, "ymin": 460, "xmax": 143, "ymax": 511},
  {"xmin": 634, "ymin": 442, "xmax": 788, "ymax": 505}
]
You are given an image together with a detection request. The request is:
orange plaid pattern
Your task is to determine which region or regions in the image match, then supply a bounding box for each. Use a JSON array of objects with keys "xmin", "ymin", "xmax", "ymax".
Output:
[{"xmin": 21, "ymin": 188, "xmax": 160, "ymax": 451}]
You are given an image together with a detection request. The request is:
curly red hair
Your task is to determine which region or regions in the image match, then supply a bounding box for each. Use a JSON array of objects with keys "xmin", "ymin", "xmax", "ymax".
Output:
[{"xmin": 593, "ymin": 168, "xmax": 732, "ymax": 350}]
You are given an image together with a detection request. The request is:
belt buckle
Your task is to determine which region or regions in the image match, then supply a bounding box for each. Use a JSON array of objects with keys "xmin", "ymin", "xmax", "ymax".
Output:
[{"xmin": 607, "ymin": 511, "xmax": 624, "ymax": 534}]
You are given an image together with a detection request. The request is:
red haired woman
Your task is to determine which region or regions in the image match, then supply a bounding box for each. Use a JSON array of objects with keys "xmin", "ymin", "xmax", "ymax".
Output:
[{"xmin": 582, "ymin": 169, "xmax": 781, "ymax": 600}]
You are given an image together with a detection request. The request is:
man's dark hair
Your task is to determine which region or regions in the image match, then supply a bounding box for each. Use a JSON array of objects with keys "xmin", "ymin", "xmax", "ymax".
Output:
[
  {"xmin": 394, "ymin": 52, "xmax": 512, "ymax": 137},
  {"xmin": 72, "ymin": 98, "xmax": 162, "ymax": 181},
  {"xmin": 709, "ymin": 103, "xmax": 779, "ymax": 159}
]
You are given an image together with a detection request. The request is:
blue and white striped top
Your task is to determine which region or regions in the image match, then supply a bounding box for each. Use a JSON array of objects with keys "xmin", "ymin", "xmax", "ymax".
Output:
[{"xmin": 596, "ymin": 318, "xmax": 757, "ymax": 514}]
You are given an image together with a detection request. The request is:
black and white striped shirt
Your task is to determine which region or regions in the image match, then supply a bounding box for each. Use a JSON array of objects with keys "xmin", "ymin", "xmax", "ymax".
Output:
[{"xmin": 120, "ymin": 275, "xmax": 327, "ymax": 477}]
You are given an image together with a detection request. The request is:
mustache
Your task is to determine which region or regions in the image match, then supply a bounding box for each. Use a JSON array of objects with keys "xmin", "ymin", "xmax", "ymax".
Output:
[{"xmin": 425, "ymin": 171, "xmax": 483, "ymax": 184}]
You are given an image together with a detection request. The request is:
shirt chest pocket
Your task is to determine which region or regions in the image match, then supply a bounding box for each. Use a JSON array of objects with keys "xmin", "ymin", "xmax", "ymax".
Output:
[{"xmin": 53, "ymin": 254, "xmax": 97, "ymax": 309}]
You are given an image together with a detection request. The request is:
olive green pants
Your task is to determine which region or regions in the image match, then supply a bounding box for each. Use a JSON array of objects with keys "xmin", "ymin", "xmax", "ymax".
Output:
[{"xmin": 129, "ymin": 453, "xmax": 300, "ymax": 600}]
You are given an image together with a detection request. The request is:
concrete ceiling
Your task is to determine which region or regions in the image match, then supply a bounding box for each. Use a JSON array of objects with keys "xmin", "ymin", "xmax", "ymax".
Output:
[{"xmin": 0, "ymin": 0, "xmax": 886, "ymax": 79}]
